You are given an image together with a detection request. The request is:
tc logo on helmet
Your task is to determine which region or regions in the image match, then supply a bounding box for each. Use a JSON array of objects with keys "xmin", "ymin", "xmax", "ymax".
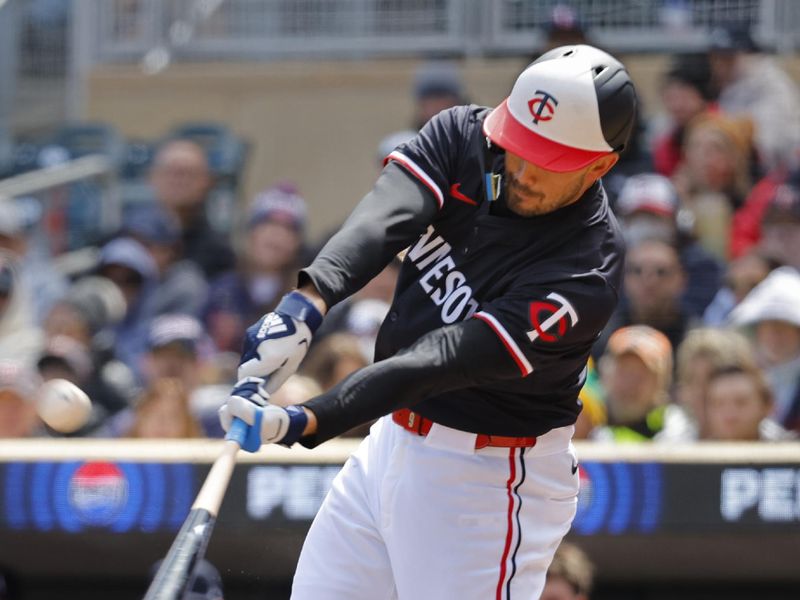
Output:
[{"xmin": 527, "ymin": 90, "xmax": 559, "ymax": 124}]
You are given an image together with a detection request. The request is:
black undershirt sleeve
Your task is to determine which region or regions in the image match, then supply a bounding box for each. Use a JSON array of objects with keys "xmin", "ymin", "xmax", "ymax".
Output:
[
  {"xmin": 298, "ymin": 318, "xmax": 521, "ymax": 447},
  {"xmin": 298, "ymin": 162, "xmax": 438, "ymax": 309}
]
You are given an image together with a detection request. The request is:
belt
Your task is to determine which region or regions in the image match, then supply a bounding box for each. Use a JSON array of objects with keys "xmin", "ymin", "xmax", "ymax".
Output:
[{"xmin": 392, "ymin": 409, "xmax": 537, "ymax": 450}]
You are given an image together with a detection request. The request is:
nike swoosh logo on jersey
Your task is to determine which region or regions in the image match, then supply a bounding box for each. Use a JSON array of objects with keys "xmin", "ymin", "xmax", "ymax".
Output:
[
  {"xmin": 571, "ymin": 461, "xmax": 579, "ymax": 475},
  {"xmin": 449, "ymin": 183, "xmax": 478, "ymax": 206}
]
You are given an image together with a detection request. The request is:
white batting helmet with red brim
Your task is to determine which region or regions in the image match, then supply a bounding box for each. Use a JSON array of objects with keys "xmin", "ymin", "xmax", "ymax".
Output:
[{"xmin": 483, "ymin": 45, "xmax": 637, "ymax": 172}]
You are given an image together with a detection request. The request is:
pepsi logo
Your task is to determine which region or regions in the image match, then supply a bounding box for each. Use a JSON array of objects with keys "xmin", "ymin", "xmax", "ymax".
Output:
[{"xmin": 69, "ymin": 462, "xmax": 129, "ymax": 527}]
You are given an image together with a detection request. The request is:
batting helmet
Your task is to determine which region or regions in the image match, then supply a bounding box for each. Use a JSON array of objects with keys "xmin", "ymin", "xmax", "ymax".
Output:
[{"xmin": 483, "ymin": 44, "xmax": 637, "ymax": 172}]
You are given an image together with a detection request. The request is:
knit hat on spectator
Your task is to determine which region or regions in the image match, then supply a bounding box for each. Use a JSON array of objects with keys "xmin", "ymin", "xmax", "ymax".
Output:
[
  {"xmin": 606, "ymin": 325, "xmax": 674, "ymax": 389},
  {"xmin": 147, "ymin": 314, "xmax": 204, "ymax": 353},
  {"xmin": 729, "ymin": 266, "xmax": 800, "ymax": 328},
  {"xmin": 99, "ymin": 237, "xmax": 159, "ymax": 281},
  {"xmin": 617, "ymin": 173, "xmax": 679, "ymax": 218},
  {"xmin": 248, "ymin": 183, "xmax": 307, "ymax": 232},
  {"xmin": 62, "ymin": 276, "xmax": 127, "ymax": 336}
]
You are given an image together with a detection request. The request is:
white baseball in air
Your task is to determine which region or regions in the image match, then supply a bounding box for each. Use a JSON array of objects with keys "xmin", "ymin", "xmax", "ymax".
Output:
[{"xmin": 36, "ymin": 379, "xmax": 92, "ymax": 433}]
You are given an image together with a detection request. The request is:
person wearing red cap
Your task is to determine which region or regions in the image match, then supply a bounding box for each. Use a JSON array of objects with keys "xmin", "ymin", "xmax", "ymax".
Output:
[{"xmin": 219, "ymin": 45, "xmax": 637, "ymax": 599}]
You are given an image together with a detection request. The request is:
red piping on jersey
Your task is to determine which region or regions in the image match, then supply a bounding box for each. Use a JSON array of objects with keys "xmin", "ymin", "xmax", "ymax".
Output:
[
  {"xmin": 385, "ymin": 151, "xmax": 444, "ymax": 209},
  {"xmin": 496, "ymin": 448, "xmax": 517, "ymax": 600},
  {"xmin": 474, "ymin": 312, "xmax": 533, "ymax": 377}
]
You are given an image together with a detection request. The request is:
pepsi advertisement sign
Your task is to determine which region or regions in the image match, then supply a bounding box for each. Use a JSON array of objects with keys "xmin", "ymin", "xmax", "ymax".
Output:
[
  {"xmin": 572, "ymin": 462, "xmax": 663, "ymax": 535},
  {"xmin": 1, "ymin": 461, "xmax": 195, "ymax": 533}
]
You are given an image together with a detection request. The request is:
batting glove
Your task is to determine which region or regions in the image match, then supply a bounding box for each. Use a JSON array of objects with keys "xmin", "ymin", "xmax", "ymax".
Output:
[
  {"xmin": 237, "ymin": 291, "xmax": 324, "ymax": 395},
  {"xmin": 219, "ymin": 376, "xmax": 308, "ymax": 452}
]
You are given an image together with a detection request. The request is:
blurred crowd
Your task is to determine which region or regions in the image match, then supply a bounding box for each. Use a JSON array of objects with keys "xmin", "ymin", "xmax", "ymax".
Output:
[{"xmin": 1, "ymin": 13, "xmax": 800, "ymax": 449}]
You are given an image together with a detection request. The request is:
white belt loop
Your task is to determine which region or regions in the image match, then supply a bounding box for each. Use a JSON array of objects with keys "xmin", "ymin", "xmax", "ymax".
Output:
[{"xmin": 423, "ymin": 423, "xmax": 478, "ymax": 455}]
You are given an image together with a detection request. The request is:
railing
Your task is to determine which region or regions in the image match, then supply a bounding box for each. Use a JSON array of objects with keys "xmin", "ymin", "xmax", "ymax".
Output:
[
  {"xmin": 0, "ymin": 154, "xmax": 120, "ymax": 255},
  {"xmin": 73, "ymin": 0, "xmax": 800, "ymax": 71}
]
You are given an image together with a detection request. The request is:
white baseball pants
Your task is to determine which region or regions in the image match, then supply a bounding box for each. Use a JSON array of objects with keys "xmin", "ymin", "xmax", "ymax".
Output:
[{"xmin": 291, "ymin": 416, "xmax": 579, "ymax": 600}]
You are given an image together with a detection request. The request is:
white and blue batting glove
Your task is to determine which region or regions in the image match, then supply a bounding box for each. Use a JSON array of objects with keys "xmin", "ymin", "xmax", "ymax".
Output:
[
  {"xmin": 237, "ymin": 291, "xmax": 324, "ymax": 395},
  {"xmin": 218, "ymin": 377, "xmax": 308, "ymax": 452}
]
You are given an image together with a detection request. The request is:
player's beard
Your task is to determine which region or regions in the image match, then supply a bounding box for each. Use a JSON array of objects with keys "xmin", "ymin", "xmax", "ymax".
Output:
[{"xmin": 505, "ymin": 172, "xmax": 586, "ymax": 217}]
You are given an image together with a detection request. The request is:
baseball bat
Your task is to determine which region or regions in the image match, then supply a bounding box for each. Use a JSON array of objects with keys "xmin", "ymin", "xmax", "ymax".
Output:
[{"xmin": 142, "ymin": 416, "xmax": 249, "ymax": 600}]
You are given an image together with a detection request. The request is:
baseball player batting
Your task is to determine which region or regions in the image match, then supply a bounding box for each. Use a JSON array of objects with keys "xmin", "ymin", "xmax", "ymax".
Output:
[{"xmin": 219, "ymin": 44, "xmax": 637, "ymax": 599}]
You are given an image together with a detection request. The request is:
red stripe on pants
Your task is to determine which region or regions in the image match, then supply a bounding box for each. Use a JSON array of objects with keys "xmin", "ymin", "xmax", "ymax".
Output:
[{"xmin": 495, "ymin": 449, "xmax": 517, "ymax": 600}]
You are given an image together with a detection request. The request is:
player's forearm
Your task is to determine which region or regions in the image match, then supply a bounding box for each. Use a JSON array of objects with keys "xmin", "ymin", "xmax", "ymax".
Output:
[
  {"xmin": 298, "ymin": 319, "xmax": 520, "ymax": 446},
  {"xmin": 298, "ymin": 163, "xmax": 437, "ymax": 309}
]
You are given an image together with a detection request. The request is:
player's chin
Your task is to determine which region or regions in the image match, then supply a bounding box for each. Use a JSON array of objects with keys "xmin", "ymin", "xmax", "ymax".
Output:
[{"xmin": 508, "ymin": 196, "xmax": 550, "ymax": 217}]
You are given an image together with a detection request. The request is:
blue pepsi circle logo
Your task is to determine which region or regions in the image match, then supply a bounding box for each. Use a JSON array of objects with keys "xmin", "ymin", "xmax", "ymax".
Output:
[{"xmin": 69, "ymin": 462, "xmax": 129, "ymax": 527}]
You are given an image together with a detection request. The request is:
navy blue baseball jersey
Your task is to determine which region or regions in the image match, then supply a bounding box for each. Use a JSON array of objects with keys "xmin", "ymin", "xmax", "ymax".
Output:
[{"xmin": 299, "ymin": 105, "xmax": 624, "ymax": 445}]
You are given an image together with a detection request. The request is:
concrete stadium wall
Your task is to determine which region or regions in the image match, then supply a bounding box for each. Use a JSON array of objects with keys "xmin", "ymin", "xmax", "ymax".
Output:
[{"xmin": 86, "ymin": 55, "xmax": 800, "ymax": 241}]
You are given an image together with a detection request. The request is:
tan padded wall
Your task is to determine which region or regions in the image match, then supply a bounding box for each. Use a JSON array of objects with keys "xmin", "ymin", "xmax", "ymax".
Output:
[{"xmin": 86, "ymin": 55, "xmax": 799, "ymax": 240}]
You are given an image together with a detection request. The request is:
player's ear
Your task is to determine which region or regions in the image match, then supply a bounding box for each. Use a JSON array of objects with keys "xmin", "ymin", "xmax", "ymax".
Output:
[{"xmin": 587, "ymin": 153, "xmax": 619, "ymax": 179}]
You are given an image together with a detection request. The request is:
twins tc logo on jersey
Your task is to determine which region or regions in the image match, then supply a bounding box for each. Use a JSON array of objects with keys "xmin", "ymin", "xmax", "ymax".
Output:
[
  {"xmin": 527, "ymin": 292, "xmax": 578, "ymax": 343},
  {"xmin": 527, "ymin": 90, "xmax": 559, "ymax": 124}
]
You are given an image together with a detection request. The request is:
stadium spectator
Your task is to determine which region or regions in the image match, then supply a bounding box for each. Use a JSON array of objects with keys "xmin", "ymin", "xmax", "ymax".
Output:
[
  {"xmin": 729, "ymin": 267, "xmax": 800, "ymax": 432},
  {"xmin": 123, "ymin": 205, "xmax": 209, "ymax": 318},
  {"xmin": 142, "ymin": 314, "xmax": 209, "ymax": 391},
  {"xmin": 0, "ymin": 194, "xmax": 67, "ymax": 324},
  {"xmin": 673, "ymin": 112, "xmax": 754, "ymax": 259},
  {"xmin": 0, "ymin": 360, "xmax": 41, "ymax": 438},
  {"xmin": 703, "ymin": 365, "xmax": 792, "ymax": 441},
  {"xmin": 299, "ymin": 333, "xmax": 371, "ymax": 437},
  {"xmin": 96, "ymin": 237, "xmax": 159, "ymax": 377},
  {"xmin": 126, "ymin": 378, "xmax": 203, "ymax": 438},
  {"xmin": 652, "ymin": 53, "xmax": 715, "ymax": 177},
  {"xmin": 314, "ymin": 256, "xmax": 401, "ymax": 358},
  {"xmin": 269, "ymin": 374, "xmax": 323, "ymax": 408},
  {"xmin": 708, "ymin": 24, "xmax": 800, "ymax": 171},
  {"xmin": 674, "ymin": 328, "xmax": 759, "ymax": 439},
  {"xmin": 412, "ymin": 61, "xmax": 466, "ymax": 131},
  {"xmin": 728, "ymin": 167, "xmax": 798, "ymax": 259},
  {"xmin": 300, "ymin": 333, "xmax": 369, "ymax": 392},
  {"xmin": 204, "ymin": 183, "xmax": 307, "ymax": 353},
  {"xmin": 593, "ymin": 325, "xmax": 691, "ymax": 442},
  {"xmin": 148, "ymin": 139, "xmax": 235, "ymax": 278},
  {"xmin": 757, "ymin": 180, "xmax": 800, "ymax": 271},
  {"xmin": 595, "ymin": 238, "xmax": 693, "ymax": 359},
  {"xmin": 41, "ymin": 276, "xmax": 133, "ymax": 417},
  {"xmin": 703, "ymin": 251, "xmax": 772, "ymax": 326},
  {"xmin": 616, "ymin": 173, "xmax": 722, "ymax": 316},
  {"xmin": 0, "ymin": 254, "xmax": 42, "ymax": 365},
  {"xmin": 574, "ymin": 358, "xmax": 606, "ymax": 440},
  {"xmin": 541, "ymin": 542, "xmax": 594, "ymax": 600}
]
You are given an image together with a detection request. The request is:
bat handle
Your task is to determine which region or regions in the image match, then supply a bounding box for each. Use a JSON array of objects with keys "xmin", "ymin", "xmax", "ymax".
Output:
[{"xmin": 225, "ymin": 417, "xmax": 249, "ymax": 447}]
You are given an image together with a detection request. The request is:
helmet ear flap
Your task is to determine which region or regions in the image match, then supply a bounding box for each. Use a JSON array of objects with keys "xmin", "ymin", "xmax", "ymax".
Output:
[{"xmin": 593, "ymin": 67, "xmax": 638, "ymax": 152}]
